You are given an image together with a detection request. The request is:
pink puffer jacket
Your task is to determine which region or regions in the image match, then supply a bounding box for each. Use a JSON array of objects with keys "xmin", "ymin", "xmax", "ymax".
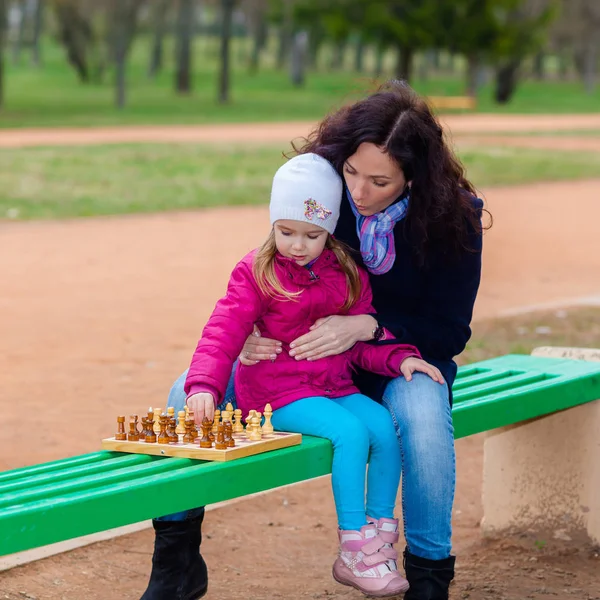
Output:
[{"xmin": 184, "ymin": 249, "xmax": 421, "ymax": 415}]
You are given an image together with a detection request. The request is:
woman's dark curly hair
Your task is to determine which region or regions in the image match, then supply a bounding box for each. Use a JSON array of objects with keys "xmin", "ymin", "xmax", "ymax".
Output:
[{"xmin": 292, "ymin": 80, "xmax": 490, "ymax": 263}]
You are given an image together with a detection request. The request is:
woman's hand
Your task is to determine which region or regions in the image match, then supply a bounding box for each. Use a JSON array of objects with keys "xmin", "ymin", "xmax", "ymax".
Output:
[
  {"xmin": 400, "ymin": 357, "xmax": 445, "ymax": 384},
  {"xmin": 289, "ymin": 314, "xmax": 377, "ymax": 361},
  {"xmin": 239, "ymin": 325, "xmax": 283, "ymax": 366},
  {"xmin": 187, "ymin": 392, "xmax": 216, "ymax": 423}
]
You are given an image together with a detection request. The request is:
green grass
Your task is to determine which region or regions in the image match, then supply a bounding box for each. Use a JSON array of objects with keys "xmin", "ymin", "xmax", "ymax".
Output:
[
  {"xmin": 1, "ymin": 143, "xmax": 600, "ymax": 220},
  {"xmin": 460, "ymin": 306, "xmax": 600, "ymax": 366},
  {"xmin": 1, "ymin": 36, "xmax": 599, "ymax": 129}
]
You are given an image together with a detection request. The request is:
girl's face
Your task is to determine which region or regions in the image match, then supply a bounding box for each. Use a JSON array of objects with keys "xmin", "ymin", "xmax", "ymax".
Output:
[
  {"xmin": 274, "ymin": 220, "xmax": 328, "ymax": 266},
  {"xmin": 343, "ymin": 142, "xmax": 408, "ymax": 216}
]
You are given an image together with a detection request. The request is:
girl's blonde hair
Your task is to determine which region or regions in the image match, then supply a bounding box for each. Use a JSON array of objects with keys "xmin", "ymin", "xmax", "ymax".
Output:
[{"xmin": 253, "ymin": 230, "xmax": 362, "ymax": 312}]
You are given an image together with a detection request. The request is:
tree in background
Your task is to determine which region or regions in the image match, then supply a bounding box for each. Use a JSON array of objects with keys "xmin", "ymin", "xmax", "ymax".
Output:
[
  {"xmin": 246, "ymin": 0, "xmax": 268, "ymax": 74},
  {"xmin": 438, "ymin": 0, "xmax": 501, "ymax": 97},
  {"xmin": 218, "ymin": 0, "xmax": 234, "ymax": 103},
  {"xmin": 551, "ymin": 0, "xmax": 600, "ymax": 93},
  {"xmin": 31, "ymin": 0, "xmax": 44, "ymax": 66},
  {"xmin": 175, "ymin": 0, "xmax": 195, "ymax": 93},
  {"xmin": 52, "ymin": 0, "xmax": 94, "ymax": 82},
  {"xmin": 491, "ymin": 0, "xmax": 556, "ymax": 103},
  {"xmin": 0, "ymin": 0, "xmax": 6, "ymax": 108},
  {"xmin": 148, "ymin": 0, "xmax": 171, "ymax": 78},
  {"xmin": 109, "ymin": 0, "xmax": 145, "ymax": 108}
]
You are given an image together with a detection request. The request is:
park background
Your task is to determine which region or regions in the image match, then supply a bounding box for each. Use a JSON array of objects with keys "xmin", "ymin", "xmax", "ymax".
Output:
[{"xmin": 0, "ymin": 0, "xmax": 599, "ymax": 598}]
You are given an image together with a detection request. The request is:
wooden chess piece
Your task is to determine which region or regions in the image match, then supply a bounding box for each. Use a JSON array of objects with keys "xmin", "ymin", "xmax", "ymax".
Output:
[
  {"xmin": 115, "ymin": 416, "xmax": 127, "ymax": 440},
  {"xmin": 158, "ymin": 414, "xmax": 170, "ymax": 444},
  {"xmin": 167, "ymin": 406, "xmax": 175, "ymax": 420},
  {"xmin": 199, "ymin": 417, "xmax": 213, "ymax": 448},
  {"xmin": 183, "ymin": 419, "xmax": 196, "ymax": 443},
  {"xmin": 128, "ymin": 416, "xmax": 139, "ymax": 441},
  {"xmin": 263, "ymin": 404, "xmax": 274, "ymax": 435},
  {"xmin": 153, "ymin": 408, "xmax": 161, "ymax": 434},
  {"xmin": 167, "ymin": 417, "xmax": 179, "ymax": 443},
  {"xmin": 244, "ymin": 410, "xmax": 256, "ymax": 439},
  {"xmin": 233, "ymin": 409, "xmax": 244, "ymax": 434},
  {"xmin": 224, "ymin": 421, "xmax": 235, "ymax": 447},
  {"xmin": 249, "ymin": 415, "xmax": 262, "ymax": 441},
  {"xmin": 133, "ymin": 414, "xmax": 142, "ymax": 438},
  {"xmin": 215, "ymin": 423, "xmax": 227, "ymax": 449},
  {"xmin": 146, "ymin": 409, "xmax": 154, "ymax": 439},
  {"xmin": 212, "ymin": 409, "xmax": 221, "ymax": 435},
  {"xmin": 145, "ymin": 418, "xmax": 157, "ymax": 443},
  {"xmin": 187, "ymin": 410, "xmax": 198, "ymax": 440},
  {"xmin": 176, "ymin": 410, "xmax": 186, "ymax": 435}
]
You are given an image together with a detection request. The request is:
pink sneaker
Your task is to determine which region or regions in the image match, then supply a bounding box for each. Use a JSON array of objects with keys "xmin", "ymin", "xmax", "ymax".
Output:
[{"xmin": 332, "ymin": 524, "xmax": 410, "ymax": 597}]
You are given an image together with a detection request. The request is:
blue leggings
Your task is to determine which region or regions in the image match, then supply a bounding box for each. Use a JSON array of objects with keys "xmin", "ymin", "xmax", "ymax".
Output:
[{"xmin": 271, "ymin": 394, "xmax": 401, "ymax": 531}]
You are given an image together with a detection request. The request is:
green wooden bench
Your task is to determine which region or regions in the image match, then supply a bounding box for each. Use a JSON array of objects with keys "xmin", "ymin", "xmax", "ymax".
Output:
[{"xmin": 2, "ymin": 353, "xmax": 600, "ymax": 557}]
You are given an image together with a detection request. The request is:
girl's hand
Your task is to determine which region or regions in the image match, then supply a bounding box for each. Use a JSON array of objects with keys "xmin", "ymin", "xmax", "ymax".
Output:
[
  {"xmin": 289, "ymin": 314, "xmax": 377, "ymax": 361},
  {"xmin": 187, "ymin": 393, "xmax": 216, "ymax": 423},
  {"xmin": 239, "ymin": 324, "xmax": 282, "ymax": 366},
  {"xmin": 400, "ymin": 357, "xmax": 445, "ymax": 384}
]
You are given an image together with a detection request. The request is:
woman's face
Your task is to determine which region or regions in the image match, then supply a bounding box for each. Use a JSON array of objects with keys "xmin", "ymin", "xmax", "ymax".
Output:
[{"xmin": 343, "ymin": 143, "xmax": 408, "ymax": 216}]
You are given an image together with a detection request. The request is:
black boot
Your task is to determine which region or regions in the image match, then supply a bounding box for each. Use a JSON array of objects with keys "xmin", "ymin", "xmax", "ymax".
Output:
[
  {"xmin": 403, "ymin": 549, "xmax": 455, "ymax": 600},
  {"xmin": 140, "ymin": 509, "xmax": 208, "ymax": 600}
]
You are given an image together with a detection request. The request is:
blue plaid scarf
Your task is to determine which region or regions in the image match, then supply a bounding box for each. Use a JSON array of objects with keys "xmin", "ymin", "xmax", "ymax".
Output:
[{"xmin": 347, "ymin": 186, "xmax": 409, "ymax": 275}]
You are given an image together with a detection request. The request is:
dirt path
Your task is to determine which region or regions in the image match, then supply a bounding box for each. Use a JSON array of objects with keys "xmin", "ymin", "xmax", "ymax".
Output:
[
  {"xmin": 1, "ymin": 175, "xmax": 600, "ymax": 599},
  {"xmin": 1, "ymin": 113, "xmax": 600, "ymax": 148}
]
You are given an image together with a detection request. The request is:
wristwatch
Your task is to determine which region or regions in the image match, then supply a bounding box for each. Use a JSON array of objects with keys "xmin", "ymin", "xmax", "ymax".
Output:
[{"xmin": 372, "ymin": 322, "xmax": 385, "ymax": 342}]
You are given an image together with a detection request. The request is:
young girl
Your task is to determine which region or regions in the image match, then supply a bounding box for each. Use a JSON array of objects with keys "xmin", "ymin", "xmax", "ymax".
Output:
[{"xmin": 185, "ymin": 153, "xmax": 443, "ymax": 598}]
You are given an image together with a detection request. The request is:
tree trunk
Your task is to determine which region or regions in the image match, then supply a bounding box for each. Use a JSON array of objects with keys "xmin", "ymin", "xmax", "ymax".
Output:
[
  {"xmin": 307, "ymin": 25, "xmax": 324, "ymax": 70},
  {"xmin": 175, "ymin": 0, "xmax": 194, "ymax": 93},
  {"xmin": 12, "ymin": 0, "xmax": 27, "ymax": 65},
  {"xmin": 557, "ymin": 49, "xmax": 569, "ymax": 80},
  {"xmin": 354, "ymin": 35, "xmax": 364, "ymax": 72},
  {"xmin": 330, "ymin": 38, "xmax": 346, "ymax": 70},
  {"xmin": 466, "ymin": 53, "xmax": 479, "ymax": 97},
  {"xmin": 31, "ymin": 0, "xmax": 44, "ymax": 67},
  {"xmin": 582, "ymin": 37, "xmax": 597, "ymax": 95},
  {"xmin": 395, "ymin": 45, "xmax": 413, "ymax": 83},
  {"xmin": 374, "ymin": 42, "xmax": 385, "ymax": 77},
  {"xmin": 290, "ymin": 30, "xmax": 307, "ymax": 87},
  {"xmin": 248, "ymin": 11, "xmax": 267, "ymax": 74},
  {"xmin": 54, "ymin": 2, "xmax": 92, "ymax": 83},
  {"xmin": 533, "ymin": 51, "xmax": 545, "ymax": 80},
  {"xmin": 112, "ymin": 0, "xmax": 144, "ymax": 109},
  {"xmin": 148, "ymin": 0, "xmax": 170, "ymax": 78},
  {"xmin": 276, "ymin": 0, "xmax": 292, "ymax": 70},
  {"xmin": 494, "ymin": 60, "xmax": 520, "ymax": 104},
  {"xmin": 0, "ymin": 0, "xmax": 7, "ymax": 108},
  {"xmin": 218, "ymin": 0, "xmax": 234, "ymax": 104}
]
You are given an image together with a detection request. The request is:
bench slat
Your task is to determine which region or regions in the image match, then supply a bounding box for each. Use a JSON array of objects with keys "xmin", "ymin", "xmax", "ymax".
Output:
[
  {"xmin": 0, "ymin": 452, "xmax": 111, "ymax": 484},
  {"xmin": 0, "ymin": 454, "xmax": 155, "ymax": 495}
]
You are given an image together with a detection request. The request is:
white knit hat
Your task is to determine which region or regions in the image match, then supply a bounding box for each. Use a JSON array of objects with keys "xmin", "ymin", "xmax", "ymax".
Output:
[{"xmin": 270, "ymin": 153, "xmax": 342, "ymax": 235}]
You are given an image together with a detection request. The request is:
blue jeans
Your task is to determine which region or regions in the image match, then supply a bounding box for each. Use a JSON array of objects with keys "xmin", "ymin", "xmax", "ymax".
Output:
[
  {"xmin": 271, "ymin": 394, "xmax": 401, "ymax": 531},
  {"xmin": 159, "ymin": 368, "xmax": 455, "ymax": 561}
]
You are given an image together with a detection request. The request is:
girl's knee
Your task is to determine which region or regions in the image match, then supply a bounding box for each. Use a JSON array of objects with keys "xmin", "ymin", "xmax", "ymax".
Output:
[{"xmin": 333, "ymin": 416, "xmax": 370, "ymax": 451}]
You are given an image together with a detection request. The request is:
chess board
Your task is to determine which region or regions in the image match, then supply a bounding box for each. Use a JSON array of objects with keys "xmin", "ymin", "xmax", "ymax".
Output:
[{"xmin": 102, "ymin": 430, "xmax": 302, "ymax": 462}]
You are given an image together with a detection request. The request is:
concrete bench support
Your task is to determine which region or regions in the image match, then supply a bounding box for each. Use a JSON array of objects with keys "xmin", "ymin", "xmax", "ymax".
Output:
[{"xmin": 482, "ymin": 347, "xmax": 600, "ymax": 544}]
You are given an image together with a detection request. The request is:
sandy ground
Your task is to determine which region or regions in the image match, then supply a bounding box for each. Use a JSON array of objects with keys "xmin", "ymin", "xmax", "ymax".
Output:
[
  {"xmin": 1, "ymin": 113, "xmax": 600, "ymax": 149},
  {"xmin": 1, "ymin": 117, "xmax": 600, "ymax": 599}
]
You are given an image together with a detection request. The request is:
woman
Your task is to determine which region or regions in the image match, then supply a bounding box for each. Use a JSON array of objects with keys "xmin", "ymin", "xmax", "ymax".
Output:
[{"xmin": 140, "ymin": 80, "xmax": 485, "ymax": 600}]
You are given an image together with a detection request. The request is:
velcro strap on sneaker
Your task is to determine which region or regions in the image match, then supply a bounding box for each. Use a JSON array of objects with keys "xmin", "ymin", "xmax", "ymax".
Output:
[
  {"xmin": 362, "ymin": 550, "xmax": 389, "ymax": 567},
  {"xmin": 378, "ymin": 530, "xmax": 399, "ymax": 544},
  {"xmin": 361, "ymin": 536, "xmax": 386, "ymax": 556}
]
